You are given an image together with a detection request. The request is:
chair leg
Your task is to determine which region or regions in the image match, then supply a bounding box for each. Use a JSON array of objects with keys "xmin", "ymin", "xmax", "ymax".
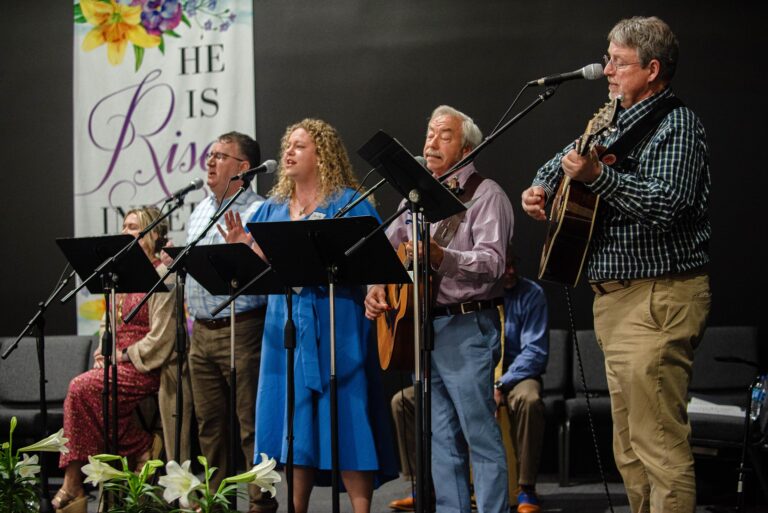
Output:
[
  {"xmin": 749, "ymin": 447, "xmax": 768, "ymax": 502},
  {"xmin": 559, "ymin": 419, "xmax": 571, "ymax": 487}
]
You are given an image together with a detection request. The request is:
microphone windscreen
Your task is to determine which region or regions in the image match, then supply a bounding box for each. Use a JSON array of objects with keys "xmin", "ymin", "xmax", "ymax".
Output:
[
  {"xmin": 414, "ymin": 156, "xmax": 427, "ymax": 167},
  {"xmin": 263, "ymin": 159, "xmax": 278, "ymax": 174},
  {"xmin": 583, "ymin": 63, "xmax": 604, "ymax": 80},
  {"xmin": 191, "ymin": 178, "xmax": 204, "ymax": 190}
]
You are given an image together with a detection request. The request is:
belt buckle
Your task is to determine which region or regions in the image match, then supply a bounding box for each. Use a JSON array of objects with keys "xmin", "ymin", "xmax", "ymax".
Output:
[{"xmin": 460, "ymin": 302, "xmax": 469, "ymax": 315}]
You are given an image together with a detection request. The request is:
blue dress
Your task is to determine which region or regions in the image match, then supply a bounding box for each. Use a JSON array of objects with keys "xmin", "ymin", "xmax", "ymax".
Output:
[{"xmin": 249, "ymin": 188, "xmax": 397, "ymax": 487}]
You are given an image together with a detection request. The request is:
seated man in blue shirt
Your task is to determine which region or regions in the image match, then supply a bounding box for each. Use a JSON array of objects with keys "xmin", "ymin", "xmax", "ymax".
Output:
[{"xmin": 493, "ymin": 252, "xmax": 549, "ymax": 513}]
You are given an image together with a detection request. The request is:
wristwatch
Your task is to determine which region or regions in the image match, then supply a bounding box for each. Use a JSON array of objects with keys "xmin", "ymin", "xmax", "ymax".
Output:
[{"xmin": 494, "ymin": 380, "xmax": 506, "ymax": 393}]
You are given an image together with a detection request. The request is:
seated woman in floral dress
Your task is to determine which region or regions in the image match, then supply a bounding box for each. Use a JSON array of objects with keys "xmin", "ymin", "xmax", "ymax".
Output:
[{"xmin": 52, "ymin": 206, "xmax": 176, "ymax": 513}]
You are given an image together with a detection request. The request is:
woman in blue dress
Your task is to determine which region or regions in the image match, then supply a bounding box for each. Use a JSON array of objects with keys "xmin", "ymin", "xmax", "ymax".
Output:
[{"xmin": 220, "ymin": 118, "xmax": 396, "ymax": 513}]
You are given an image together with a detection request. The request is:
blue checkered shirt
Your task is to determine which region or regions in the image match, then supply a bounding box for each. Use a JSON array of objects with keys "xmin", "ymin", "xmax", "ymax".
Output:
[
  {"xmin": 185, "ymin": 188, "xmax": 266, "ymax": 320},
  {"xmin": 533, "ymin": 89, "xmax": 711, "ymax": 281}
]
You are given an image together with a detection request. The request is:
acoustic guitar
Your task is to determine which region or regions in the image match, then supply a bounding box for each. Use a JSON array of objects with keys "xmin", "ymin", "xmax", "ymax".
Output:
[
  {"xmin": 377, "ymin": 242, "xmax": 433, "ymax": 371},
  {"xmin": 538, "ymin": 98, "xmax": 620, "ymax": 286}
]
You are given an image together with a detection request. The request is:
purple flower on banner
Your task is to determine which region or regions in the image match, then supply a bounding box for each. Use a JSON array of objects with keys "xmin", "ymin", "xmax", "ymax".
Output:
[
  {"xmin": 140, "ymin": 0, "xmax": 183, "ymax": 36},
  {"xmin": 219, "ymin": 21, "xmax": 230, "ymax": 32},
  {"xmin": 204, "ymin": 19, "xmax": 213, "ymax": 30}
]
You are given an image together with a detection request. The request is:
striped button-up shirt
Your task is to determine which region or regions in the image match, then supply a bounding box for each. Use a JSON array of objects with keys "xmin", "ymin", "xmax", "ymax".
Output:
[
  {"xmin": 185, "ymin": 187, "xmax": 266, "ymax": 320},
  {"xmin": 386, "ymin": 163, "xmax": 514, "ymax": 306},
  {"xmin": 533, "ymin": 89, "xmax": 711, "ymax": 281}
]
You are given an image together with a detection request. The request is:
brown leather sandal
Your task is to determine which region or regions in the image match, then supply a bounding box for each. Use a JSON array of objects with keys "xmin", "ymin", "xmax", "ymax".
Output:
[
  {"xmin": 134, "ymin": 433, "xmax": 163, "ymax": 473},
  {"xmin": 52, "ymin": 488, "xmax": 87, "ymax": 513}
]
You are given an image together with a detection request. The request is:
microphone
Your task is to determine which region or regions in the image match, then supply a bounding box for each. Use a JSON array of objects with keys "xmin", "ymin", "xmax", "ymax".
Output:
[
  {"xmin": 230, "ymin": 159, "xmax": 278, "ymax": 182},
  {"xmin": 168, "ymin": 178, "xmax": 204, "ymax": 200},
  {"xmin": 415, "ymin": 156, "xmax": 427, "ymax": 168},
  {"xmin": 527, "ymin": 63, "xmax": 604, "ymax": 86}
]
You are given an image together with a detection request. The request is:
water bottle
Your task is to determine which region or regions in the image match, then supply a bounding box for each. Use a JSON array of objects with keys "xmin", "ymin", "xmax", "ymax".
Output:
[{"xmin": 750, "ymin": 375, "xmax": 766, "ymax": 422}]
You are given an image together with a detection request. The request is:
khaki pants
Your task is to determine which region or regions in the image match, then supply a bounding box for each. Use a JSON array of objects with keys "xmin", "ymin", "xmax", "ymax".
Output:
[
  {"xmin": 503, "ymin": 378, "xmax": 545, "ymax": 487},
  {"xmin": 391, "ymin": 385, "xmax": 417, "ymax": 480},
  {"xmin": 189, "ymin": 314, "xmax": 265, "ymax": 490},
  {"xmin": 159, "ymin": 356, "xmax": 193, "ymax": 463},
  {"xmin": 390, "ymin": 380, "xmax": 535, "ymax": 498},
  {"xmin": 593, "ymin": 273, "xmax": 710, "ymax": 513}
]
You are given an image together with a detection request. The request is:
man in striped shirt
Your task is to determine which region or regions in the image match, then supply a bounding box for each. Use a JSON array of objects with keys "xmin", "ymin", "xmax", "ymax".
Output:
[
  {"xmin": 522, "ymin": 16, "xmax": 711, "ymax": 513},
  {"xmin": 185, "ymin": 131, "xmax": 274, "ymax": 512}
]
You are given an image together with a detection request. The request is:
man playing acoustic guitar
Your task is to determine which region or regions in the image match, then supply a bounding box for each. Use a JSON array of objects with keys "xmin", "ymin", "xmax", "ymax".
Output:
[
  {"xmin": 522, "ymin": 16, "xmax": 711, "ymax": 513},
  {"xmin": 365, "ymin": 105, "xmax": 514, "ymax": 513}
]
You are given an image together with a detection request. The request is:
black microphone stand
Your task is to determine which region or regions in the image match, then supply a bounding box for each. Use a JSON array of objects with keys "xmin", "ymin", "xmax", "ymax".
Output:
[
  {"xmin": 172, "ymin": 262, "xmax": 187, "ymax": 463},
  {"xmin": 211, "ymin": 263, "xmax": 297, "ymax": 513},
  {"xmin": 2, "ymin": 266, "xmax": 76, "ymax": 513}
]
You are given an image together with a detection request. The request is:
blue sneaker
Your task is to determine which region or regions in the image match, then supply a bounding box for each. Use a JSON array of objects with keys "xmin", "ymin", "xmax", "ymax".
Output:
[{"xmin": 517, "ymin": 490, "xmax": 541, "ymax": 513}]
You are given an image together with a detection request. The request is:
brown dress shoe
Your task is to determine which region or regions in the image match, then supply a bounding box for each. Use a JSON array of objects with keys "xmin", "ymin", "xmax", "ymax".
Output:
[
  {"xmin": 388, "ymin": 495, "xmax": 415, "ymax": 511},
  {"xmin": 248, "ymin": 483, "xmax": 278, "ymax": 513}
]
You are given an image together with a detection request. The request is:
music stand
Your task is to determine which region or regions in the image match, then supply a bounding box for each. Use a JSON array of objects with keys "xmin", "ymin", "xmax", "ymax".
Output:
[
  {"xmin": 56, "ymin": 234, "xmax": 167, "ymax": 511},
  {"xmin": 358, "ymin": 130, "xmax": 466, "ymax": 513},
  {"xmin": 248, "ymin": 215, "xmax": 410, "ymax": 513},
  {"xmin": 167, "ymin": 243, "xmax": 281, "ymax": 497},
  {"xmin": 358, "ymin": 130, "xmax": 465, "ymax": 222}
]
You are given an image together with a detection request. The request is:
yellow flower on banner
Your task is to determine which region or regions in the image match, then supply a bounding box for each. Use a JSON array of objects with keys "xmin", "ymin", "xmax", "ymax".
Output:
[
  {"xmin": 80, "ymin": 0, "xmax": 160, "ymax": 65},
  {"xmin": 78, "ymin": 297, "xmax": 105, "ymax": 321}
]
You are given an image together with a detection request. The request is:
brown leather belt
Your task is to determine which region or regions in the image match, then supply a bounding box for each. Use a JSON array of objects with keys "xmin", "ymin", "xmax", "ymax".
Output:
[
  {"xmin": 194, "ymin": 306, "xmax": 266, "ymax": 330},
  {"xmin": 590, "ymin": 279, "xmax": 649, "ymax": 295},
  {"xmin": 590, "ymin": 266, "xmax": 708, "ymax": 295},
  {"xmin": 432, "ymin": 297, "xmax": 503, "ymax": 317}
]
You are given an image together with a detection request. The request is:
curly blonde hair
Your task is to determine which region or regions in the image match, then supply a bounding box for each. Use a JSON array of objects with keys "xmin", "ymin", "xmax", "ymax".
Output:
[{"xmin": 269, "ymin": 118, "xmax": 362, "ymax": 204}]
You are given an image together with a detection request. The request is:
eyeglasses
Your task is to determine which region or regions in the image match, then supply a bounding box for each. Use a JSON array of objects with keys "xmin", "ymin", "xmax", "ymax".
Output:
[
  {"xmin": 603, "ymin": 55, "xmax": 641, "ymax": 70},
  {"xmin": 206, "ymin": 151, "xmax": 245, "ymax": 162}
]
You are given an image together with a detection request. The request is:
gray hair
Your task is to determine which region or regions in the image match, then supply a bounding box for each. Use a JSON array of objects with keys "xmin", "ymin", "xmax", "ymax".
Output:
[
  {"xmin": 608, "ymin": 16, "xmax": 679, "ymax": 83},
  {"xmin": 429, "ymin": 105, "xmax": 483, "ymax": 150}
]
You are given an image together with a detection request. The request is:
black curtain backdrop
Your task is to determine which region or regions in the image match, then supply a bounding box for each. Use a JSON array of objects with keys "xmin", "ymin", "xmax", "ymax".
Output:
[{"xmin": 1, "ymin": 1, "xmax": 764, "ymax": 363}]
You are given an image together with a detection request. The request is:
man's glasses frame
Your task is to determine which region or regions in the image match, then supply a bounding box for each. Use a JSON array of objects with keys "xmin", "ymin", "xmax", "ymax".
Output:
[
  {"xmin": 206, "ymin": 151, "xmax": 245, "ymax": 162},
  {"xmin": 603, "ymin": 54, "xmax": 642, "ymax": 70}
]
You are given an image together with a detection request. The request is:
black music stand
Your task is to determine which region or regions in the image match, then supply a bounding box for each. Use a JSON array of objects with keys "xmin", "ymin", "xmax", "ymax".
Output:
[
  {"xmin": 248, "ymin": 215, "xmax": 410, "ymax": 513},
  {"xmin": 56, "ymin": 234, "xmax": 166, "ymax": 511},
  {"xmin": 358, "ymin": 130, "xmax": 466, "ymax": 513},
  {"xmin": 358, "ymin": 130, "xmax": 465, "ymax": 222},
  {"xmin": 168, "ymin": 244, "xmax": 281, "ymax": 491},
  {"xmin": 2, "ymin": 264, "xmax": 76, "ymax": 513}
]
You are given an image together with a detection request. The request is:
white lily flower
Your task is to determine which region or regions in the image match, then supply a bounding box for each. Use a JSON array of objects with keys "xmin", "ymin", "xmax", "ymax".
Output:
[
  {"xmin": 18, "ymin": 428, "xmax": 69, "ymax": 454},
  {"xmin": 158, "ymin": 460, "xmax": 202, "ymax": 508},
  {"xmin": 82, "ymin": 455, "xmax": 128, "ymax": 485},
  {"xmin": 253, "ymin": 453, "xmax": 281, "ymax": 497},
  {"xmin": 15, "ymin": 453, "xmax": 41, "ymax": 478},
  {"xmin": 221, "ymin": 453, "xmax": 281, "ymax": 498}
]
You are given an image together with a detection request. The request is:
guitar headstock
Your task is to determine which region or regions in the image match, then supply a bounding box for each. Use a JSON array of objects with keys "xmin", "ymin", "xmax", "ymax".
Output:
[{"xmin": 575, "ymin": 97, "xmax": 620, "ymax": 156}]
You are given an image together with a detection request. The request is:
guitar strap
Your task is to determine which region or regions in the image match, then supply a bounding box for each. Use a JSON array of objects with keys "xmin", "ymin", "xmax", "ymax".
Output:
[
  {"xmin": 600, "ymin": 95, "xmax": 684, "ymax": 166},
  {"xmin": 432, "ymin": 172, "xmax": 486, "ymax": 247}
]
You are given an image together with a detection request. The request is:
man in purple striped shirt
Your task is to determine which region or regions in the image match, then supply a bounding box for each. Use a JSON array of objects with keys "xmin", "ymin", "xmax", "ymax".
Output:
[{"xmin": 365, "ymin": 105, "xmax": 514, "ymax": 513}]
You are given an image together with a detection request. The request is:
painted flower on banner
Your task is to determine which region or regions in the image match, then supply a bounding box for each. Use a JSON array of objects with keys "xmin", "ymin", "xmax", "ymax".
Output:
[{"xmin": 74, "ymin": 0, "xmax": 239, "ymax": 71}]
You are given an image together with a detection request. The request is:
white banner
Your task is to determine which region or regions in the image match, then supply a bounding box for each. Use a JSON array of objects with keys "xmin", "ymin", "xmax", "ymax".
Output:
[{"xmin": 73, "ymin": 0, "xmax": 256, "ymax": 334}]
